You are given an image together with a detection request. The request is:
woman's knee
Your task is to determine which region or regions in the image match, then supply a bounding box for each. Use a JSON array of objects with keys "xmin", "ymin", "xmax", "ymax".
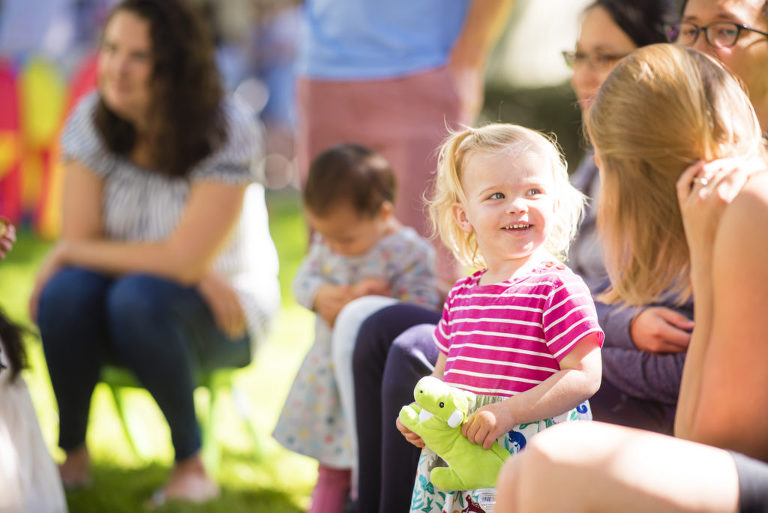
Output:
[
  {"xmin": 334, "ymin": 296, "xmax": 396, "ymax": 363},
  {"xmin": 38, "ymin": 267, "xmax": 110, "ymax": 335},
  {"xmin": 382, "ymin": 325, "xmax": 437, "ymax": 398},
  {"xmin": 107, "ymin": 274, "xmax": 194, "ymax": 323}
]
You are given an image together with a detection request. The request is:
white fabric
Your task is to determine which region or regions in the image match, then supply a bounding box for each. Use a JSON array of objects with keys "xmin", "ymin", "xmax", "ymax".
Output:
[
  {"xmin": 331, "ymin": 295, "xmax": 398, "ymax": 496},
  {"xmin": 0, "ymin": 339, "xmax": 67, "ymax": 513}
]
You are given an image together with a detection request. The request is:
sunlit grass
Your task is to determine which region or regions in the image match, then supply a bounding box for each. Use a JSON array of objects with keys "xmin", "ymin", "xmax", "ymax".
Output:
[{"xmin": 0, "ymin": 188, "xmax": 318, "ymax": 512}]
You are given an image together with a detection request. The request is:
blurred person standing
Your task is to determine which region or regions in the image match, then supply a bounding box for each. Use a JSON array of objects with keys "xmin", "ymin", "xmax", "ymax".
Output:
[{"xmin": 296, "ymin": 0, "xmax": 515, "ymax": 288}]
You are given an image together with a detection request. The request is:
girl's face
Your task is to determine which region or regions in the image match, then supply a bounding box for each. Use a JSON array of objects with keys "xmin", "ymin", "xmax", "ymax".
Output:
[
  {"xmin": 306, "ymin": 202, "xmax": 392, "ymax": 256},
  {"xmin": 98, "ymin": 10, "xmax": 153, "ymax": 124},
  {"xmin": 453, "ymin": 150, "xmax": 556, "ymax": 275},
  {"xmin": 571, "ymin": 6, "xmax": 637, "ymax": 113}
]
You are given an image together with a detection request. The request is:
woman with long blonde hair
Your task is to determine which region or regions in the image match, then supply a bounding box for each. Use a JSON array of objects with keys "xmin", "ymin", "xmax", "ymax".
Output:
[{"xmin": 495, "ymin": 43, "xmax": 768, "ymax": 513}]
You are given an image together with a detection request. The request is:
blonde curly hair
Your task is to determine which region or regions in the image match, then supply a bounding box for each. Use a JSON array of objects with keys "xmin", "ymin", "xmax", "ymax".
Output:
[{"xmin": 428, "ymin": 123, "xmax": 585, "ymax": 269}]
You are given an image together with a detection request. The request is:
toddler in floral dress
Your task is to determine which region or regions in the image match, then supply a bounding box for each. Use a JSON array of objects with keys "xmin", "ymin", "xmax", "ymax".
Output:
[{"xmin": 274, "ymin": 143, "xmax": 441, "ymax": 513}]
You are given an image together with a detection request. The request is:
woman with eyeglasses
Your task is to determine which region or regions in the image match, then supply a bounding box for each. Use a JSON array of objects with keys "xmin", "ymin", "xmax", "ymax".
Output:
[
  {"xmin": 563, "ymin": 0, "xmax": 689, "ymax": 437},
  {"xmin": 495, "ymin": 42, "xmax": 768, "ymax": 513},
  {"xmin": 671, "ymin": 0, "xmax": 768, "ymax": 134}
]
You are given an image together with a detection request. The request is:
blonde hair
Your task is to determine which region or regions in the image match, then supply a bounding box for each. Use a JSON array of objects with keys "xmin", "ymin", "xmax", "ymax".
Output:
[
  {"xmin": 587, "ymin": 43, "xmax": 767, "ymax": 306},
  {"xmin": 429, "ymin": 123, "xmax": 585, "ymax": 268}
]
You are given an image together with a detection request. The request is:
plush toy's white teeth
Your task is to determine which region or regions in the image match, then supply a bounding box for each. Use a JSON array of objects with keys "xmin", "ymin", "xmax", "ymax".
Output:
[{"xmin": 418, "ymin": 410, "xmax": 434, "ymax": 422}]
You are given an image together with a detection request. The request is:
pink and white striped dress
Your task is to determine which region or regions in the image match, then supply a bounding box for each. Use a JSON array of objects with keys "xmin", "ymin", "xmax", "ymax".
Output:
[{"xmin": 435, "ymin": 261, "xmax": 604, "ymax": 397}]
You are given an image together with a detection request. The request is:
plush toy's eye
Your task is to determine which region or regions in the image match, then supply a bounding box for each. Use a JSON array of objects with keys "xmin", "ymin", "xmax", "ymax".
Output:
[{"xmin": 439, "ymin": 401, "xmax": 445, "ymax": 408}]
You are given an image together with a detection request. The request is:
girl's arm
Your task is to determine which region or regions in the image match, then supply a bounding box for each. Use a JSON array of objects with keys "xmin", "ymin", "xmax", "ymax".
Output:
[
  {"xmin": 462, "ymin": 334, "xmax": 602, "ymax": 449},
  {"xmin": 675, "ymin": 173, "xmax": 768, "ymax": 460}
]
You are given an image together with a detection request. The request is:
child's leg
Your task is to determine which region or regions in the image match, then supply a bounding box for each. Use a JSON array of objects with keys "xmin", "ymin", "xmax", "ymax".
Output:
[{"xmin": 309, "ymin": 465, "xmax": 352, "ymax": 513}]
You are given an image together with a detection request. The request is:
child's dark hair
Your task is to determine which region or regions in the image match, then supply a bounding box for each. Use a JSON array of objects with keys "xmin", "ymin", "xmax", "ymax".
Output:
[
  {"xmin": 303, "ymin": 144, "xmax": 396, "ymax": 218},
  {"xmin": 0, "ymin": 309, "xmax": 27, "ymax": 382}
]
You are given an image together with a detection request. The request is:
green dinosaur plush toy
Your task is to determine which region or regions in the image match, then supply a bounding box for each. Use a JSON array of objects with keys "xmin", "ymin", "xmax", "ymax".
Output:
[{"xmin": 398, "ymin": 375, "xmax": 510, "ymax": 491}]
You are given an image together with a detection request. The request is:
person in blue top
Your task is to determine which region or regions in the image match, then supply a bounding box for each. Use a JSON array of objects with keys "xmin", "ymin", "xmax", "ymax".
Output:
[
  {"xmin": 295, "ymin": 0, "xmax": 515, "ymax": 290},
  {"xmin": 29, "ymin": 0, "xmax": 280, "ymax": 505}
]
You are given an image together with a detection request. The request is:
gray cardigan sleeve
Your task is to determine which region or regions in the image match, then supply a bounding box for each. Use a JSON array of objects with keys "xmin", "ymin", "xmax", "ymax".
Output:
[{"xmin": 596, "ymin": 298, "xmax": 691, "ymax": 405}]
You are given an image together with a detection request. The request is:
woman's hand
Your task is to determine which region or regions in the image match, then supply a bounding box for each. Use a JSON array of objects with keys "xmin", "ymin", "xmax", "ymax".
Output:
[
  {"xmin": 0, "ymin": 218, "xmax": 16, "ymax": 260},
  {"xmin": 676, "ymin": 159, "xmax": 754, "ymax": 257},
  {"xmin": 396, "ymin": 416, "xmax": 426, "ymax": 448},
  {"xmin": 197, "ymin": 270, "xmax": 247, "ymax": 339},
  {"xmin": 630, "ymin": 307, "xmax": 693, "ymax": 353},
  {"xmin": 462, "ymin": 401, "xmax": 515, "ymax": 450},
  {"xmin": 29, "ymin": 243, "xmax": 68, "ymax": 323}
]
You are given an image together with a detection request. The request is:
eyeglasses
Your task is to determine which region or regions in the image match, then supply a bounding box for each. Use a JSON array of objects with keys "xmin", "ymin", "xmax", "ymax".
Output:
[
  {"xmin": 666, "ymin": 21, "xmax": 768, "ymax": 48},
  {"xmin": 561, "ymin": 50, "xmax": 629, "ymax": 72}
]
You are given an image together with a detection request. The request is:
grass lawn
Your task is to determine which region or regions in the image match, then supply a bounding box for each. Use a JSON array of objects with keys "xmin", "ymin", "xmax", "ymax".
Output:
[{"xmin": 0, "ymin": 188, "xmax": 319, "ymax": 512}]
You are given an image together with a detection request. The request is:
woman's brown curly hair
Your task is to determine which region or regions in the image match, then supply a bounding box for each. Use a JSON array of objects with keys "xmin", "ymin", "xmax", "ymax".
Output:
[{"xmin": 94, "ymin": 0, "xmax": 227, "ymax": 177}]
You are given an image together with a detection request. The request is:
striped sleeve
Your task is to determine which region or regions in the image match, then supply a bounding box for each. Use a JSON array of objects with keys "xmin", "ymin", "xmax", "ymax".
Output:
[
  {"xmin": 542, "ymin": 271, "xmax": 604, "ymax": 361},
  {"xmin": 60, "ymin": 92, "xmax": 116, "ymax": 176}
]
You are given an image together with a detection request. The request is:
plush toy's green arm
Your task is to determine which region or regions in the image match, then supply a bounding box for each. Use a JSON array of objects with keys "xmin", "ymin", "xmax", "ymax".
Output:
[{"xmin": 398, "ymin": 403, "xmax": 421, "ymax": 432}]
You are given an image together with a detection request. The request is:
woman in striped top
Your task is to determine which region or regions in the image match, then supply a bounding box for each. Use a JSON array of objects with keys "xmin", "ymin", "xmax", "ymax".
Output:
[
  {"xmin": 27, "ymin": 0, "xmax": 279, "ymax": 505},
  {"xmin": 397, "ymin": 124, "xmax": 604, "ymax": 513}
]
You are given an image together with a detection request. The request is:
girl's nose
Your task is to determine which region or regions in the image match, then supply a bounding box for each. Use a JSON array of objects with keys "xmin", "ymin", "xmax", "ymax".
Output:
[{"xmin": 506, "ymin": 197, "xmax": 528, "ymax": 213}]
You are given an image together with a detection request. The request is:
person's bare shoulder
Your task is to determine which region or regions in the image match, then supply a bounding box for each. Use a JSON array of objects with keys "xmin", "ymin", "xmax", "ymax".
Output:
[{"xmin": 717, "ymin": 170, "xmax": 768, "ymax": 262}]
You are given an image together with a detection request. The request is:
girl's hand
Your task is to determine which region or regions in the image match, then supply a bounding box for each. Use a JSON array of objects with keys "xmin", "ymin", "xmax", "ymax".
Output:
[
  {"xmin": 0, "ymin": 219, "xmax": 16, "ymax": 260},
  {"xmin": 676, "ymin": 159, "xmax": 754, "ymax": 257},
  {"xmin": 197, "ymin": 270, "xmax": 247, "ymax": 339},
  {"xmin": 396, "ymin": 417, "xmax": 426, "ymax": 448},
  {"xmin": 313, "ymin": 284, "xmax": 352, "ymax": 327},
  {"xmin": 29, "ymin": 243, "xmax": 68, "ymax": 323},
  {"xmin": 462, "ymin": 401, "xmax": 515, "ymax": 450},
  {"xmin": 350, "ymin": 277, "xmax": 391, "ymax": 299}
]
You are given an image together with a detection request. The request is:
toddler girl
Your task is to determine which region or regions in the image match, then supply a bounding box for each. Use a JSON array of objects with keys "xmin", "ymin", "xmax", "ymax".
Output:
[
  {"xmin": 398, "ymin": 124, "xmax": 604, "ymax": 512},
  {"xmin": 273, "ymin": 143, "xmax": 441, "ymax": 513}
]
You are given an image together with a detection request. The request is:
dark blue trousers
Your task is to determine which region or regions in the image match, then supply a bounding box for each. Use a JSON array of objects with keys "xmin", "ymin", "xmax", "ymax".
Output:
[
  {"xmin": 352, "ymin": 303, "xmax": 441, "ymax": 513},
  {"xmin": 37, "ymin": 267, "xmax": 250, "ymax": 461}
]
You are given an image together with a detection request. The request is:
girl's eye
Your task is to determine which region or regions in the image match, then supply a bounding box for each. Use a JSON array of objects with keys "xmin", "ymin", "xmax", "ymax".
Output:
[
  {"xmin": 526, "ymin": 188, "xmax": 542, "ymax": 196},
  {"xmin": 489, "ymin": 192, "xmax": 504, "ymax": 200}
]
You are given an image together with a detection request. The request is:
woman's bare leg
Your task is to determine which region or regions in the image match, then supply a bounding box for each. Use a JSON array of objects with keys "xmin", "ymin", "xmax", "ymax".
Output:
[{"xmin": 495, "ymin": 421, "xmax": 739, "ymax": 513}]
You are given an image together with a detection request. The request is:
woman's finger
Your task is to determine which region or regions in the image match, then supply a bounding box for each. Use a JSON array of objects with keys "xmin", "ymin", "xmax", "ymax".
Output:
[{"xmin": 676, "ymin": 160, "xmax": 704, "ymax": 204}]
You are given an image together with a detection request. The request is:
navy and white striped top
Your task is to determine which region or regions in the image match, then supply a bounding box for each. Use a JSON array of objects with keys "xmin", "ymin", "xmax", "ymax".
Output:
[{"xmin": 60, "ymin": 92, "xmax": 280, "ymax": 342}]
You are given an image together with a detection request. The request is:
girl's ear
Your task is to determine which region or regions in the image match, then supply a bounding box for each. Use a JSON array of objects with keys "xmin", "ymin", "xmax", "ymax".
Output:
[
  {"xmin": 452, "ymin": 202, "xmax": 473, "ymax": 233},
  {"xmin": 378, "ymin": 200, "xmax": 394, "ymax": 221}
]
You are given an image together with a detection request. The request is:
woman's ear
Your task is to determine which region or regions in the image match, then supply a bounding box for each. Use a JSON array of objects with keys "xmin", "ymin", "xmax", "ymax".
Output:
[
  {"xmin": 452, "ymin": 202, "xmax": 473, "ymax": 233},
  {"xmin": 593, "ymin": 150, "xmax": 604, "ymax": 171}
]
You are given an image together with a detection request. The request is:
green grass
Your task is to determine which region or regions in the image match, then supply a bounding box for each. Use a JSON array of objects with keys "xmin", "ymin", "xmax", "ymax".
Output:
[{"xmin": 0, "ymin": 188, "xmax": 318, "ymax": 512}]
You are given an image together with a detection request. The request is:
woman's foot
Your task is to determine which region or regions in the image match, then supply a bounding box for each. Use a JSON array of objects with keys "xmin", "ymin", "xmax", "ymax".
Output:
[
  {"xmin": 59, "ymin": 444, "xmax": 91, "ymax": 489},
  {"xmin": 159, "ymin": 453, "xmax": 219, "ymax": 503}
]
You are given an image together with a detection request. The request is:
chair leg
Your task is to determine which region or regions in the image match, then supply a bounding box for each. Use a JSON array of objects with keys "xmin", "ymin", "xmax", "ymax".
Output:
[
  {"xmin": 230, "ymin": 381, "xmax": 267, "ymax": 462},
  {"xmin": 201, "ymin": 384, "xmax": 221, "ymax": 475},
  {"xmin": 107, "ymin": 383, "xmax": 154, "ymax": 461}
]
